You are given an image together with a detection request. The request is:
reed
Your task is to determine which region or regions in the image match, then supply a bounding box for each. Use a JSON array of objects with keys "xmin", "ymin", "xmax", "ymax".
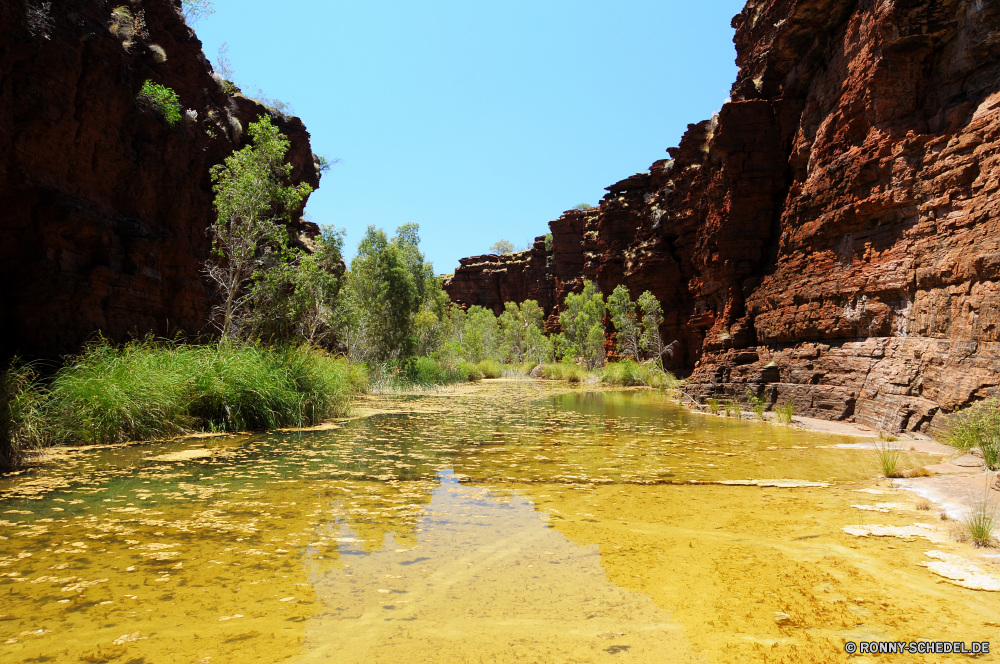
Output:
[{"xmin": 873, "ymin": 441, "xmax": 903, "ymax": 478}]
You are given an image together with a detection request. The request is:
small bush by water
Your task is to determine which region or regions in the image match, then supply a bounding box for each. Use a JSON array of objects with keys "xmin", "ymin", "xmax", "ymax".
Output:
[
  {"xmin": 873, "ymin": 441, "xmax": 903, "ymax": 478},
  {"xmin": 962, "ymin": 481, "xmax": 998, "ymax": 548},
  {"xmin": 945, "ymin": 398, "xmax": 1000, "ymax": 469},
  {"xmin": 600, "ymin": 360, "xmax": 675, "ymax": 388}
]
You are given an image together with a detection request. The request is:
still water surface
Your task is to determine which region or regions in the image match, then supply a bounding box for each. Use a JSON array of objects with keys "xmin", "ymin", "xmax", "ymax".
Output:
[{"xmin": 0, "ymin": 382, "xmax": 995, "ymax": 663}]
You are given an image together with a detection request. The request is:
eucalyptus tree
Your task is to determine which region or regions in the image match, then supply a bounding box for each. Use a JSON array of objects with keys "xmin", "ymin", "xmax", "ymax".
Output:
[{"xmin": 204, "ymin": 117, "xmax": 312, "ymax": 340}]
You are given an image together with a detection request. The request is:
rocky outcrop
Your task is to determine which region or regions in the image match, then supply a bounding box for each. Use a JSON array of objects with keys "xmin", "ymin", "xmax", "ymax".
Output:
[
  {"xmin": 446, "ymin": 0, "xmax": 1000, "ymax": 433},
  {"xmin": 0, "ymin": 0, "xmax": 320, "ymax": 360}
]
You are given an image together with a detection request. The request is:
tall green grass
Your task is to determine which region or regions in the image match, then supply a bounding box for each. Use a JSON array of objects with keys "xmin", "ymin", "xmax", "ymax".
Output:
[
  {"xmin": 599, "ymin": 360, "xmax": 676, "ymax": 388},
  {"xmin": 945, "ymin": 398, "xmax": 1000, "ymax": 469},
  {"xmin": 963, "ymin": 483, "xmax": 998, "ymax": 548},
  {"xmin": 873, "ymin": 441, "xmax": 903, "ymax": 478},
  {"xmin": 539, "ymin": 361, "xmax": 589, "ymax": 383},
  {"xmin": 1, "ymin": 361, "xmax": 47, "ymax": 470},
  {"xmin": 2, "ymin": 340, "xmax": 368, "ymax": 462}
]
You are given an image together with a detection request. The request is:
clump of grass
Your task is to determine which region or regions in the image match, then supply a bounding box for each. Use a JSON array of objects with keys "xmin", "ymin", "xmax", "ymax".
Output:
[
  {"xmin": 706, "ymin": 397, "xmax": 720, "ymax": 414},
  {"xmin": 407, "ymin": 357, "xmax": 472, "ymax": 386},
  {"xmin": 745, "ymin": 388, "xmax": 767, "ymax": 419},
  {"xmin": 962, "ymin": 483, "xmax": 998, "ymax": 548},
  {"xmin": 723, "ymin": 399, "xmax": 741, "ymax": 418},
  {"xmin": 599, "ymin": 360, "xmax": 676, "ymax": 388},
  {"xmin": 915, "ymin": 497, "xmax": 932, "ymax": 511},
  {"xmin": 775, "ymin": 402, "xmax": 794, "ymax": 424},
  {"xmin": 109, "ymin": 6, "xmax": 134, "ymax": 39},
  {"xmin": 149, "ymin": 44, "xmax": 167, "ymax": 63},
  {"xmin": 873, "ymin": 441, "xmax": 903, "ymax": 478},
  {"xmin": 42, "ymin": 339, "xmax": 366, "ymax": 445},
  {"xmin": 137, "ymin": 80, "xmax": 182, "ymax": 126},
  {"xmin": 501, "ymin": 363, "xmax": 535, "ymax": 379},
  {"xmin": 945, "ymin": 398, "xmax": 1000, "ymax": 470},
  {"xmin": 539, "ymin": 361, "xmax": 588, "ymax": 383},
  {"xmin": 1, "ymin": 361, "xmax": 48, "ymax": 471},
  {"xmin": 472, "ymin": 360, "xmax": 502, "ymax": 379}
]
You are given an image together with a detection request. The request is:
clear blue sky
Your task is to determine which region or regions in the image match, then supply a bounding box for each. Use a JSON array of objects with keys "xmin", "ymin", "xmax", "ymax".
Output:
[{"xmin": 192, "ymin": 0, "xmax": 747, "ymax": 274}]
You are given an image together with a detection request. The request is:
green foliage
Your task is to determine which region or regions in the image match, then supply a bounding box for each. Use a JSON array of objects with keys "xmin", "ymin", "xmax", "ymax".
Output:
[
  {"xmin": 489, "ymin": 240, "xmax": 515, "ymax": 255},
  {"xmin": 637, "ymin": 291, "xmax": 669, "ymax": 369},
  {"xmin": 499, "ymin": 300, "xmax": 547, "ymax": 364},
  {"xmin": 206, "ymin": 117, "xmax": 312, "ymax": 339},
  {"xmin": 1, "ymin": 361, "xmax": 46, "ymax": 471},
  {"xmin": 872, "ymin": 441, "xmax": 903, "ymax": 478},
  {"xmin": 40, "ymin": 339, "xmax": 365, "ymax": 446},
  {"xmin": 138, "ymin": 80, "xmax": 182, "ymax": 126},
  {"xmin": 776, "ymin": 402, "xmax": 795, "ymax": 424},
  {"xmin": 341, "ymin": 225, "xmax": 428, "ymax": 361},
  {"xmin": 475, "ymin": 359, "xmax": 503, "ymax": 379},
  {"xmin": 745, "ymin": 388, "xmax": 767, "ymax": 419},
  {"xmin": 559, "ymin": 282, "xmax": 606, "ymax": 370},
  {"xmin": 945, "ymin": 398, "xmax": 1000, "ymax": 469},
  {"xmin": 538, "ymin": 361, "xmax": 588, "ymax": 383},
  {"xmin": 544, "ymin": 233, "xmax": 553, "ymax": 252},
  {"xmin": 599, "ymin": 360, "xmax": 676, "ymax": 388},
  {"xmin": 607, "ymin": 285, "xmax": 641, "ymax": 360},
  {"xmin": 706, "ymin": 397, "xmax": 720, "ymax": 414},
  {"xmin": 723, "ymin": 399, "xmax": 741, "ymax": 418},
  {"xmin": 963, "ymin": 492, "xmax": 998, "ymax": 548},
  {"xmin": 403, "ymin": 357, "xmax": 466, "ymax": 386},
  {"xmin": 246, "ymin": 227, "xmax": 346, "ymax": 345},
  {"xmin": 575, "ymin": 204, "xmax": 593, "ymax": 210},
  {"xmin": 461, "ymin": 306, "xmax": 501, "ymax": 363}
]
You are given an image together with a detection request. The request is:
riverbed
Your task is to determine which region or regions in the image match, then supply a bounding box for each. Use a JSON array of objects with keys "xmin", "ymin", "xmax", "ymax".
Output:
[{"xmin": 1, "ymin": 381, "xmax": 997, "ymax": 663}]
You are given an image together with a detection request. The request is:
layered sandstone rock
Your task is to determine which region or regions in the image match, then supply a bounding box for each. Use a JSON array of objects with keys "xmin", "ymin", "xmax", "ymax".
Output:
[
  {"xmin": 0, "ymin": 0, "xmax": 320, "ymax": 359},
  {"xmin": 446, "ymin": 0, "xmax": 1000, "ymax": 433}
]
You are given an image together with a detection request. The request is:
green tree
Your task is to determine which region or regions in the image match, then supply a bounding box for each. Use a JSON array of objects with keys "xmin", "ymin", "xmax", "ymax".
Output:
[
  {"xmin": 638, "ymin": 290, "xmax": 670, "ymax": 369},
  {"xmin": 559, "ymin": 282, "xmax": 606, "ymax": 370},
  {"xmin": 204, "ymin": 117, "xmax": 312, "ymax": 340},
  {"xmin": 499, "ymin": 300, "xmax": 545, "ymax": 364},
  {"xmin": 489, "ymin": 240, "xmax": 515, "ymax": 255},
  {"xmin": 607, "ymin": 284, "xmax": 641, "ymax": 360},
  {"xmin": 461, "ymin": 306, "xmax": 500, "ymax": 363},
  {"xmin": 341, "ymin": 226, "xmax": 423, "ymax": 361},
  {"xmin": 413, "ymin": 277, "xmax": 452, "ymax": 357}
]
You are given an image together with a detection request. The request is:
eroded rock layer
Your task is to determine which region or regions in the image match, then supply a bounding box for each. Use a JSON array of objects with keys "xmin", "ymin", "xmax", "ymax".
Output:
[
  {"xmin": 445, "ymin": 0, "xmax": 1000, "ymax": 433},
  {"xmin": 0, "ymin": 0, "xmax": 319, "ymax": 359}
]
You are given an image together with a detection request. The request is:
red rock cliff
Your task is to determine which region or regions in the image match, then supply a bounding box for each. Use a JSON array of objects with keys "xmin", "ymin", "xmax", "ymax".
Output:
[
  {"xmin": 446, "ymin": 0, "xmax": 1000, "ymax": 433},
  {"xmin": 0, "ymin": 0, "xmax": 320, "ymax": 360}
]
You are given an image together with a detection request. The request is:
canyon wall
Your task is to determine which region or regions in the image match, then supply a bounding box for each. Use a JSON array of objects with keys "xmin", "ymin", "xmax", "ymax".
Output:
[
  {"xmin": 0, "ymin": 0, "xmax": 320, "ymax": 360},
  {"xmin": 445, "ymin": 0, "xmax": 1000, "ymax": 433}
]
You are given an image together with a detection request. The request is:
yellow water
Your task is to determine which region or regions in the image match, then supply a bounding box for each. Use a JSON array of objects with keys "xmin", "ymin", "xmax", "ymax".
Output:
[{"xmin": 0, "ymin": 382, "xmax": 996, "ymax": 663}]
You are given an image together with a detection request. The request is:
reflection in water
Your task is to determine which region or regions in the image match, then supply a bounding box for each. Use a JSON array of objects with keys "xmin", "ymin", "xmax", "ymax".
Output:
[
  {"xmin": 0, "ymin": 382, "xmax": 994, "ymax": 663},
  {"xmin": 296, "ymin": 471, "xmax": 702, "ymax": 663}
]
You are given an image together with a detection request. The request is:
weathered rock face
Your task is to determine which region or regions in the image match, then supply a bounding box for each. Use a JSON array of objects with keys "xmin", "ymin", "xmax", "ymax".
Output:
[
  {"xmin": 0, "ymin": 0, "xmax": 319, "ymax": 360},
  {"xmin": 446, "ymin": 0, "xmax": 1000, "ymax": 433}
]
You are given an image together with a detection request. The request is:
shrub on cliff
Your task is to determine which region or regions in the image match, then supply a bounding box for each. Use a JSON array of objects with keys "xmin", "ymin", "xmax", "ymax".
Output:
[
  {"xmin": 137, "ymin": 80, "xmax": 182, "ymax": 126},
  {"xmin": 489, "ymin": 240, "xmax": 515, "ymax": 255}
]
